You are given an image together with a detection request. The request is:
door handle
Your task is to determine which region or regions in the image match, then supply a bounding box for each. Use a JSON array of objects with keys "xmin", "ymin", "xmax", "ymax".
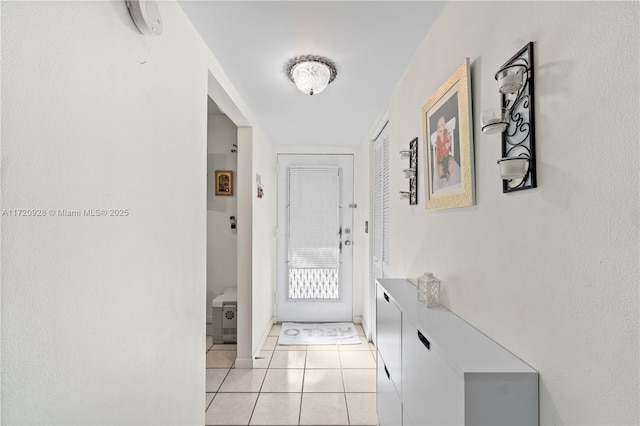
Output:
[
  {"xmin": 344, "ymin": 240, "xmax": 351, "ymax": 246},
  {"xmin": 339, "ymin": 241, "xmax": 342, "ymax": 254},
  {"xmin": 417, "ymin": 330, "xmax": 431, "ymax": 350}
]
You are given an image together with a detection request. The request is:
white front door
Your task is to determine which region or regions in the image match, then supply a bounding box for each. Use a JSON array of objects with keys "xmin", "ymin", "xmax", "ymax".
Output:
[{"xmin": 276, "ymin": 155, "xmax": 354, "ymax": 322}]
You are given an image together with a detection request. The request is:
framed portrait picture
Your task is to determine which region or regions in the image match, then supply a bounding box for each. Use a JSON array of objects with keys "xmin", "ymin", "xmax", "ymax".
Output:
[
  {"xmin": 422, "ymin": 59, "xmax": 475, "ymax": 210},
  {"xmin": 215, "ymin": 170, "xmax": 233, "ymax": 196}
]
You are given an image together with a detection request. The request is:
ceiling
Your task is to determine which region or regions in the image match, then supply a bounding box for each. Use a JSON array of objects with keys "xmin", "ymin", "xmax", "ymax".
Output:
[{"xmin": 179, "ymin": 1, "xmax": 445, "ymax": 147}]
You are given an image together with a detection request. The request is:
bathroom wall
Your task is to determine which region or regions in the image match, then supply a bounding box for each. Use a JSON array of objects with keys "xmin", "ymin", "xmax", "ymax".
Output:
[
  {"xmin": 361, "ymin": 1, "xmax": 639, "ymax": 424},
  {"xmin": 206, "ymin": 108, "xmax": 238, "ymax": 331}
]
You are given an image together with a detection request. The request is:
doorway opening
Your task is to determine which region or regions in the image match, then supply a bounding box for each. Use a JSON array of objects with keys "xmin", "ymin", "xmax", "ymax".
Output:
[{"xmin": 206, "ymin": 97, "xmax": 238, "ymax": 346}]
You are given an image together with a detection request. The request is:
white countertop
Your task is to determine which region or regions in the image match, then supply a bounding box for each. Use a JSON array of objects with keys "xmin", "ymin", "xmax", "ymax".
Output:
[
  {"xmin": 212, "ymin": 288, "xmax": 237, "ymax": 308},
  {"xmin": 376, "ymin": 278, "xmax": 537, "ymax": 375}
]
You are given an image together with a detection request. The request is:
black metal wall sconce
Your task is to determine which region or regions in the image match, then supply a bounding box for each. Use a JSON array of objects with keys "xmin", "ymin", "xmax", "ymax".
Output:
[
  {"xmin": 481, "ymin": 42, "xmax": 537, "ymax": 193},
  {"xmin": 399, "ymin": 137, "xmax": 418, "ymax": 204}
]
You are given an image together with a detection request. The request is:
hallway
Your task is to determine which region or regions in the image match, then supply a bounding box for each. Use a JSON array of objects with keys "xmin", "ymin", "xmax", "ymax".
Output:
[{"xmin": 205, "ymin": 324, "xmax": 377, "ymax": 425}]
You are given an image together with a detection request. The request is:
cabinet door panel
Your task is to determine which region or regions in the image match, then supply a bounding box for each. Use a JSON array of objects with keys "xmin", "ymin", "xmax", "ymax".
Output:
[
  {"xmin": 376, "ymin": 283, "xmax": 402, "ymax": 393},
  {"xmin": 465, "ymin": 372, "xmax": 539, "ymax": 426},
  {"xmin": 377, "ymin": 352, "xmax": 402, "ymax": 426},
  {"xmin": 402, "ymin": 326, "xmax": 464, "ymax": 425},
  {"xmin": 403, "ymin": 408, "xmax": 414, "ymax": 426}
]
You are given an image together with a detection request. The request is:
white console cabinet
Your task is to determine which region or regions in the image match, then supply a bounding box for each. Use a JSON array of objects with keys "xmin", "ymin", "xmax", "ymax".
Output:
[{"xmin": 376, "ymin": 279, "xmax": 538, "ymax": 426}]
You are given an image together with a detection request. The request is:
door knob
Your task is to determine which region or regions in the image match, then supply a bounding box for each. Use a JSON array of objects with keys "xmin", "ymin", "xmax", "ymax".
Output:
[{"xmin": 344, "ymin": 240, "xmax": 351, "ymax": 246}]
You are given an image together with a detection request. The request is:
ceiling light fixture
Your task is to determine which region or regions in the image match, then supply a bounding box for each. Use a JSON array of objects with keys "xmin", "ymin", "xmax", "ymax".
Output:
[{"xmin": 285, "ymin": 55, "xmax": 337, "ymax": 96}]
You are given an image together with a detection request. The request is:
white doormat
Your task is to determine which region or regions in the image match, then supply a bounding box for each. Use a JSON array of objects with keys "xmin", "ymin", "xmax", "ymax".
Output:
[{"xmin": 278, "ymin": 322, "xmax": 361, "ymax": 345}]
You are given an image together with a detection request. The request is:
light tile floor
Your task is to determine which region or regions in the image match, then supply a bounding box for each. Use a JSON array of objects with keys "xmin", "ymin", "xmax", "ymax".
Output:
[{"xmin": 205, "ymin": 324, "xmax": 377, "ymax": 426}]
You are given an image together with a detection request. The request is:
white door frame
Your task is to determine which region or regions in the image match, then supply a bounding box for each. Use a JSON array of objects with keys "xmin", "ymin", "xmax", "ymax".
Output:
[{"xmin": 276, "ymin": 154, "xmax": 354, "ymax": 322}]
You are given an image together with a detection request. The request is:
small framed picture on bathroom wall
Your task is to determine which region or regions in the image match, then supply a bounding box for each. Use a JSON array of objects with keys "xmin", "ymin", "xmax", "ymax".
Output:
[{"xmin": 215, "ymin": 170, "xmax": 233, "ymax": 196}]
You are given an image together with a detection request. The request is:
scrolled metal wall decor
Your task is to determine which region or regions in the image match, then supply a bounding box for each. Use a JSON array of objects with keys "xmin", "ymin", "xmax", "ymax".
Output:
[
  {"xmin": 499, "ymin": 42, "xmax": 537, "ymax": 192},
  {"xmin": 400, "ymin": 138, "xmax": 418, "ymax": 205},
  {"xmin": 409, "ymin": 138, "xmax": 418, "ymax": 204}
]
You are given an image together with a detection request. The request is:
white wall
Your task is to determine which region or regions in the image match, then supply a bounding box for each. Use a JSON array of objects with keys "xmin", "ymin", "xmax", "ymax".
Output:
[
  {"xmin": 364, "ymin": 1, "xmax": 639, "ymax": 424},
  {"xmin": 1, "ymin": 0, "xmax": 274, "ymax": 423},
  {"xmin": 236, "ymin": 128, "xmax": 254, "ymax": 367},
  {"xmin": 251, "ymin": 130, "xmax": 276, "ymax": 357},
  {"xmin": 206, "ymin": 112, "xmax": 238, "ymax": 328},
  {"xmin": 2, "ymin": 2, "xmax": 206, "ymax": 423}
]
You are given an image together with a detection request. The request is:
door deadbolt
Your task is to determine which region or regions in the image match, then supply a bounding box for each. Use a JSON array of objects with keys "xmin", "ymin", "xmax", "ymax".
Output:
[{"xmin": 344, "ymin": 228, "xmax": 351, "ymax": 234}]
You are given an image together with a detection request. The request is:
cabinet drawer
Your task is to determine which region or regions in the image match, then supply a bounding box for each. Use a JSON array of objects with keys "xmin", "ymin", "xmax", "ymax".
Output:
[
  {"xmin": 402, "ymin": 326, "xmax": 464, "ymax": 425},
  {"xmin": 377, "ymin": 353, "xmax": 402, "ymax": 426},
  {"xmin": 376, "ymin": 283, "xmax": 402, "ymax": 393}
]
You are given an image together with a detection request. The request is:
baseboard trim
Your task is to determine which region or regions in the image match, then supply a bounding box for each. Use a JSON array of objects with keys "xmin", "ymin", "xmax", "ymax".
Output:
[
  {"xmin": 352, "ymin": 315, "xmax": 363, "ymax": 324},
  {"xmin": 361, "ymin": 318, "xmax": 371, "ymax": 341},
  {"xmin": 234, "ymin": 357, "xmax": 254, "ymax": 369},
  {"xmin": 253, "ymin": 316, "xmax": 275, "ymax": 359}
]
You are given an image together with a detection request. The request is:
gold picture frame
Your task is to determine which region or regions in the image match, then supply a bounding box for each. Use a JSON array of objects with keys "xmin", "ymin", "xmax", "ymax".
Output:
[
  {"xmin": 422, "ymin": 59, "xmax": 475, "ymax": 210},
  {"xmin": 215, "ymin": 170, "xmax": 233, "ymax": 196}
]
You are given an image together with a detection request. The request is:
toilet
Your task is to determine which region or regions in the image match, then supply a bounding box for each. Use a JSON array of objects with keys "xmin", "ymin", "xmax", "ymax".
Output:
[{"xmin": 212, "ymin": 288, "xmax": 237, "ymax": 344}]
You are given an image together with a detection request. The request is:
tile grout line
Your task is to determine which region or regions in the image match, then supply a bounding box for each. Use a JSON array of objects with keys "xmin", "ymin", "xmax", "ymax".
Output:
[
  {"xmin": 205, "ymin": 350, "xmax": 234, "ymax": 412},
  {"xmin": 249, "ymin": 331, "xmax": 279, "ymax": 425},
  {"xmin": 204, "ymin": 364, "xmax": 234, "ymax": 425},
  {"xmin": 245, "ymin": 368, "xmax": 266, "ymax": 426},
  {"xmin": 205, "ymin": 393, "xmax": 215, "ymax": 413},
  {"xmin": 337, "ymin": 344, "xmax": 352, "ymax": 426},
  {"xmin": 267, "ymin": 327, "xmax": 306, "ymax": 425},
  {"xmin": 298, "ymin": 344, "xmax": 307, "ymax": 425}
]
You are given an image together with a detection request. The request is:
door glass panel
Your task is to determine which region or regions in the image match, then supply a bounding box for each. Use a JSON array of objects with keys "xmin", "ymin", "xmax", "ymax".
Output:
[{"xmin": 287, "ymin": 167, "xmax": 341, "ymax": 300}]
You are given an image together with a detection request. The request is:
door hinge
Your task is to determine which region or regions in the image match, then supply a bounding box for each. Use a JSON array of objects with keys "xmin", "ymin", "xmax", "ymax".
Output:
[{"xmin": 349, "ymin": 203, "xmax": 357, "ymax": 208}]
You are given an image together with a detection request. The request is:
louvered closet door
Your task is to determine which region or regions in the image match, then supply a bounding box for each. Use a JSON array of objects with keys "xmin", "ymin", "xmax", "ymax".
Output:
[
  {"xmin": 371, "ymin": 122, "xmax": 390, "ymax": 344},
  {"xmin": 372, "ymin": 123, "xmax": 390, "ymax": 280},
  {"xmin": 276, "ymin": 155, "xmax": 354, "ymax": 322}
]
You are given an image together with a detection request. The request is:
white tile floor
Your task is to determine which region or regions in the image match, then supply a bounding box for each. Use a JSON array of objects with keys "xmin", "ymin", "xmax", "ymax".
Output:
[{"xmin": 205, "ymin": 323, "xmax": 377, "ymax": 426}]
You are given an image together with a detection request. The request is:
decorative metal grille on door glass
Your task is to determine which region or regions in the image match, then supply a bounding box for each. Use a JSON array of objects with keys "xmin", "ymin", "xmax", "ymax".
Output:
[{"xmin": 287, "ymin": 167, "xmax": 342, "ymax": 299}]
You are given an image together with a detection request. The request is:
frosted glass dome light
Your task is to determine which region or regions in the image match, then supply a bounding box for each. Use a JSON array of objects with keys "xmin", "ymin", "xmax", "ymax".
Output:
[
  {"xmin": 286, "ymin": 55, "xmax": 337, "ymax": 96},
  {"xmin": 291, "ymin": 61, "xmax": 330, "ymax": 95}
]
